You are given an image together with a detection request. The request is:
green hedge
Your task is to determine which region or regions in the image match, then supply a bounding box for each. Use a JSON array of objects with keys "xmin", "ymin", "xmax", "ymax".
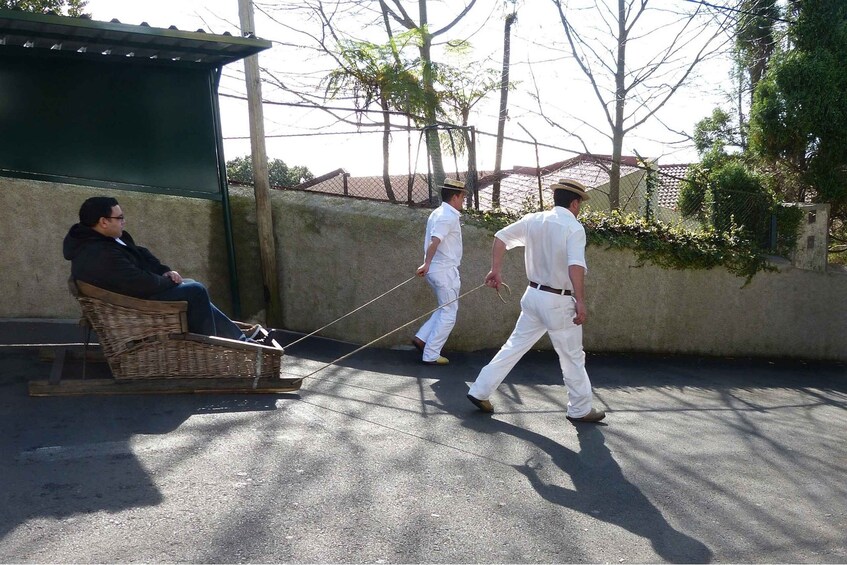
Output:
[{"xmin": 464, "ymin": 209, "xmax": 774, "ymax": 283}]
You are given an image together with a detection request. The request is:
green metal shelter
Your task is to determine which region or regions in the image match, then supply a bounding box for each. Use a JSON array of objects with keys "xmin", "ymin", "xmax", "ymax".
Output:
[{"xmin": 0, "ymin": 9, "xmax": 271, "ymax": 315}]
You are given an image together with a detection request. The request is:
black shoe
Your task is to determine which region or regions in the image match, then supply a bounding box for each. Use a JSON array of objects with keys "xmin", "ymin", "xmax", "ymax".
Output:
[{"xmin": 467, "ymin": 394, "xmax": 494, "ymax": 413}]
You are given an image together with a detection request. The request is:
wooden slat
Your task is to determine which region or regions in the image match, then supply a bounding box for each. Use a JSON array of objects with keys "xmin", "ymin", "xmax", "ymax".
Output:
[
  {"xmin": 28, "ymin": 376, "xmax": 303, "ymax": 397},
  {"xmin": 48, "ymin": 347, "xmax": 66, "ymax": 385}
]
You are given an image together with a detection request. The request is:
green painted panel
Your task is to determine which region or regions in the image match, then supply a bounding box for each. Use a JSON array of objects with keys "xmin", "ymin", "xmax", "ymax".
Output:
[{"xmin": 0, "ymin": 49, "xmax": 222, "ymax": 198}]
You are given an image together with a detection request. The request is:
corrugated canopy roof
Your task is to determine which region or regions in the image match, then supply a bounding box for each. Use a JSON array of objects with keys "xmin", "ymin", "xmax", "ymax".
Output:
[{"xmin": 0, "ymin": 8, "xmax": 271, "ymax": 66}]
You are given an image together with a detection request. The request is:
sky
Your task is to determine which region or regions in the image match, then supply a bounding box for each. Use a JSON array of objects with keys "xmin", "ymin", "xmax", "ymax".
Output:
[{"xmin": 83, "ymin": 0, "xmax": 736, "ymax": 177}]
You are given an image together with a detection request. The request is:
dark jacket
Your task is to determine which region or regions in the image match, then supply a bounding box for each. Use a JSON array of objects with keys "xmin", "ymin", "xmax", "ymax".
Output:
[{"xmin": 62, "ymin": 224, "xmax": 177, "ymax": 298}]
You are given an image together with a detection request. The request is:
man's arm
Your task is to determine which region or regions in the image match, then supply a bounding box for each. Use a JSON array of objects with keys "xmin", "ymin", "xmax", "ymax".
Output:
[
  {"xmin": 568, "ymin": 264, "xmax": 587, "ymax": 325},
  {"xmin": 99, "ymin": 246, "xmax": 178, "ymax": 298},
  {"xmin": 131, "ymin": 239, "xmax": 182, "ymax": 283},
  {"xmin": 484, "ymin": 237, "xmax": 508, "ymax": 290},
  {"xmin": 135, "ymin": 245, "xmax": 171, "ymax": 275},
  {"xmin": 416, "ymin": 236, "xmax": 441, "ymax": 277}
]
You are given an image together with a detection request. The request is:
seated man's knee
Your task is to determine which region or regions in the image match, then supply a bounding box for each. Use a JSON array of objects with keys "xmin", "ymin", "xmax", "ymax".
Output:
[{"xmin": 178, "ymin": 280, "xmax": 210, "ymax": 301}]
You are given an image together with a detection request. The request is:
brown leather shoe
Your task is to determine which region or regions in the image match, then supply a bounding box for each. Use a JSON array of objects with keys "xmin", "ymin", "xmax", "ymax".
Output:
[
  {"xmin": 467, "ymin": 394, "xmax": 494, "ymax": 413},
  {"xmin": 411, "ymin": 336, "xmax": 425, "ymax": 352},
  {"xmin": 566, "ymin": 408, "xmax": 606, "ymax": 423}
]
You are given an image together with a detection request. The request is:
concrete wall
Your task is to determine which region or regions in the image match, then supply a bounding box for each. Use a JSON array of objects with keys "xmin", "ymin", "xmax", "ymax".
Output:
[
  {"xmin": 0, "ymin": 178, "xmax": 234, "ymax": 318},
  {"xmin": 3, "ymin": 179, "xmax": 846, "ymax": 360}
]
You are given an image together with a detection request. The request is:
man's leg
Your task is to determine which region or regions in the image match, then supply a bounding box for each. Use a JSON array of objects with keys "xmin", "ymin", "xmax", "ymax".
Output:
[
  {"xmin": 150, "ymin": 280, "xmax": 244, "ymax": 339},
  {"xmin": 211, "ymin": 304, "xmax": 247, "ymax": 340},
  {"xmin": 468, "ymin": 289, "xmax": 546, "ymax": 400},
  {"xmin": 546, "ymin": 298, "xmax": 594, "ymax": 418},
  {"xmin": 421, "ymin": 268, "xmax": 460, "ymax": 362},
  {"xmin": 415, "ymin": 313, "xmax": 435, "ymax": 349}
]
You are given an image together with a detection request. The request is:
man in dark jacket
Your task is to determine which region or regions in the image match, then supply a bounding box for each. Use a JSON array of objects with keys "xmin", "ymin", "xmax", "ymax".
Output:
[{"xmin": 63, "ymin": 196, "xmax": 252, "ymax": 340}]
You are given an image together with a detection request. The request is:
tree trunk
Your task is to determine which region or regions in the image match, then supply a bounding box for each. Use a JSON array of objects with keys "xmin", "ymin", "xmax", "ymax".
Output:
[
  {"xmin": 379, "ymin": 1, "xmax": 412, "ymax": 204},
  {"xmin": 418, "ymin": 0, "xmax": 446, "ymax": 202},
  {"xmin": 380, "ymin": 95, "xmax": 397, "ymax": 202},
  {"xmin": 609, "ymin": 0, "xmax": 627, "ymax": 211},
  {"xmin": 492, "ymin": 12, "xmax": 516, "ymax": 210}
]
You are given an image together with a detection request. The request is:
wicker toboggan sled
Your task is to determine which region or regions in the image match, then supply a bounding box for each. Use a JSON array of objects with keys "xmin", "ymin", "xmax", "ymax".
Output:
[{"xmin": 28, "ymin": 280, "xmax": 301, "ymax": 396}]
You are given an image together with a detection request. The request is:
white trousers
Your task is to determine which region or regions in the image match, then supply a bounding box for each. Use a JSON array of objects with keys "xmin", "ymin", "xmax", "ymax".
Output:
[
  {"xmin": 468, "ymin": 286, "xmax": 594, "ymax": 418},
  {"xmin": 416, "ymin": 267, "xmax": 460, "ymax": 362}
]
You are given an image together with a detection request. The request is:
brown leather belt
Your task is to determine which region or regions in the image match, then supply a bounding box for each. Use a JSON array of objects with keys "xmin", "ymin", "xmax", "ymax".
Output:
[{"xmin": 529, "ymin": 281, "xmax": 572, "ymax": 296}]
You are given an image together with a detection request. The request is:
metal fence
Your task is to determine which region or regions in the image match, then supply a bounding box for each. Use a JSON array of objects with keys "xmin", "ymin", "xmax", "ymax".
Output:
[
  {"xmin": 233, "ymin": 118, "xmax": 779, "ymax": 250},
  {"xmin": 234, "ymin": 124, "xmax": 480, "ymax": 207}
]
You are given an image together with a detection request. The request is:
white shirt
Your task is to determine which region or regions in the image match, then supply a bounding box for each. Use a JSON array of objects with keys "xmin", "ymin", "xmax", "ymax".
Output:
[
  {"xmin": 494, "ymin": 206, "xmax": 587, "ymax": 290},
  {"xmin": 424, "ymin": 202, "xmax": 463, "ymax": 273}
]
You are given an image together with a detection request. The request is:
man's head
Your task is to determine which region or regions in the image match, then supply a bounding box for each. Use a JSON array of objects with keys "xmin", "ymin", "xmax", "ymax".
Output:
[
  {"xmin": 551, "ymin": 179, "xmax": 589, "ymax": 215},
  {"xmin": 79, "ymin": 196, "xmax": 125, "ymax": 238},
  {"xmin": 441, "ymin": 178, "xmax": 467, "ymax": 211}
]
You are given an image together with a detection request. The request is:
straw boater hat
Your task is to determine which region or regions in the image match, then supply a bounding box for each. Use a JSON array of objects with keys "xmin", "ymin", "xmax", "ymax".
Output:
[
  {"xmin": 442, "ymin": 178, "xmax": 468, "ymax": 192},
  {"xmin": 551, "ymin": 179, "xmax": 590, "ymax": 200}
]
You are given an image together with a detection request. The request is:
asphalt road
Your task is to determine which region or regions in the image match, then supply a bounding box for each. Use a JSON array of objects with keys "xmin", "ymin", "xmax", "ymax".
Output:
[{"xmin": 1, "ymin": 334, "xmax": 846, "ymax": 563}]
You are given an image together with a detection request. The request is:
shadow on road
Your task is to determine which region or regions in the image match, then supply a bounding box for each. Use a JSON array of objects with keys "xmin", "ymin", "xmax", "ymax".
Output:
[
  {"xmin": 429, "ymin": 376, "xmax": 713, "ymax": 563},
  {"xmin": 0, "ymin": 350, "xmax": 289, "ymax": 548}
]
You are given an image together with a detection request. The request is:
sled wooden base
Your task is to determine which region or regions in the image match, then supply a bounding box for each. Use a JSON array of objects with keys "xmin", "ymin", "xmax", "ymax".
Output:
[{"xmin": 28, "ymin": 376, "xmax": 303, "ymax": 397}]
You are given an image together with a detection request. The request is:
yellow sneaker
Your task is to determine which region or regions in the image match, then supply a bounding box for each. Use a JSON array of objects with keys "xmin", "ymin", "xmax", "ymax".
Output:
[{"xmin": 422, "ymin": 356, "xmax": 449, "ymax": 365}]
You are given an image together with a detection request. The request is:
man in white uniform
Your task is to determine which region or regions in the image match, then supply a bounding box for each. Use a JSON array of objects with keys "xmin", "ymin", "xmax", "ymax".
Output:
[
  {"xmin": 467, "ymin": 179, "xmax": 606, "ymax": 423},
  {"xmin": 413, "ymin": 179, "xmax": 467, "ymax": 365}
]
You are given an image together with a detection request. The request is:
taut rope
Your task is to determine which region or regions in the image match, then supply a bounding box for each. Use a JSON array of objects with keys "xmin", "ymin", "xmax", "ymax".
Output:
[
  {"xmin": 281, "ymin": 275, "xmax": 418, "ymax": 352},
  {"xmin": 293, "ymin": 281, "xmax": 511, "ymax": 381}
]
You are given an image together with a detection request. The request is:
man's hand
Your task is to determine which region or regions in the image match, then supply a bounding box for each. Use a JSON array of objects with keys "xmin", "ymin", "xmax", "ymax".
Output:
[
  {"xmin": 484, "ymin": 270, "xmax": 502, "ymax": 290},
  {"xmin": 573, "ymin": 299, "xmax": 587, "ymax": 325},
  {"xmin": 416, "ymin": 263, "xmax": 429, "ymax": 277},
  {"xmin": 163, "ymin": 271, "xmax": 183, "ymax": 284}
]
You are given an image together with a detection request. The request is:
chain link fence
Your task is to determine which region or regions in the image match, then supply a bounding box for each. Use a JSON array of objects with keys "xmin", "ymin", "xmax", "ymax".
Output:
[
  {"xmin": 229, "ymin": 118, "xmax": 789, "ymax": 253},
  {"xmin": 230, "ymin": 125, "xmax": 480, "ymax": 207}
]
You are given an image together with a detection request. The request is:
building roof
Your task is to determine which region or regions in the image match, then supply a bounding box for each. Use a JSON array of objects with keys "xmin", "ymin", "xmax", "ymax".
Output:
[
  {"xmin": 655, "ymin": 163, "xmax": 692, "ymax": 210},
  {"xmin": 0, "ymin": 8, "xmax": 271, "ymax": 67},
  {"xmin": 252, "ymin": 155, "xmax": 695, "ymax": 213},
  {"xmin": 476, "ymin": 154, "xmax": 642, "ymax": 213}
]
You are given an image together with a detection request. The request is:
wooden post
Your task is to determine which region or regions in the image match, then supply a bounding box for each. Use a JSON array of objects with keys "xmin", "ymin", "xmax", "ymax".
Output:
[{"xmin": 238, "ymin": 0, "xmax": 282, "ymax": 327}]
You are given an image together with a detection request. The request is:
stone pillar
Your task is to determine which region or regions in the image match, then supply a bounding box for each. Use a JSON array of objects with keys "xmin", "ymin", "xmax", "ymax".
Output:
[{"xmin": 787, "ymin": 203, "xmax": 830, "ymax": 272}]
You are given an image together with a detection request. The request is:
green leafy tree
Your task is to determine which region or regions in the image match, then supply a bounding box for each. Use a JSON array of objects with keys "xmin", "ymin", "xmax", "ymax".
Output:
[
  {"xmin": 323, "ymin": 36, "xmax": 426, "ymax": 203},
  {"xmin": 226, "ymin": 156, "xmax": 313, "ymax": 189},
  {"xmin": 679, "ymin": 143, "xmax": 802, "ymax": 256},
  {"xmin": 0, "ymin": 0, "xmax": 88, "ymax": 16},
  {"xmin": 433, "ymin": 41, "xmax": 504, "ymax": 197},
  {"xmin": 735, "ymin": 0, "xmax": 780, "ymax": 105},
  {"xmin": 693, "ymin": 108, "xmax": 746, "ymax": 156},
  {"xmin": 748, "ymin": 0, "xmax": 847, "ymax": 255},
  {"xmin": 379, "ymin": 0, "xmax": 481, "ymax": 191}
]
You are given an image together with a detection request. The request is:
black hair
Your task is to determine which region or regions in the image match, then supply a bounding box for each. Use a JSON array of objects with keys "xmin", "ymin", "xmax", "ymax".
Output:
[
  {"xmin": 79, "ymin": 196, "xmax": 119, "ymax": 227},
  {"xmin": 441, "ymin": 187, "xmax": 465, "ymax": 203},
  {"xmin": 553, "ymin": 189, "xmax": 581, "ymax": 209}
]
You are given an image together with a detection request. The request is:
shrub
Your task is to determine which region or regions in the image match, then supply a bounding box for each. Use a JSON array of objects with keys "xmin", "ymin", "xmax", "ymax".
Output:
[{"xmin": 463, "ymin": 208, "xmax": 773, "ymax": 284}]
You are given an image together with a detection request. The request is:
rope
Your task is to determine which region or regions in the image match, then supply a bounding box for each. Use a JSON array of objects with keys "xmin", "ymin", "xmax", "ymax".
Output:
[
  {"xmin": 282, "ymin": 275, "xmax": 418, "ymax": 352},
  {"xmin": 295, "ymin": 282, "xmax": 512, "ymax": 381}
]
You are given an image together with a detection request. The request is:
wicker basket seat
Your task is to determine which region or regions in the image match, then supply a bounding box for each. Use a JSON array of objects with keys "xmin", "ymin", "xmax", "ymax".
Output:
[{"xmin": 71, "ymin": 280, "xmax": 284, "ymax": 381}]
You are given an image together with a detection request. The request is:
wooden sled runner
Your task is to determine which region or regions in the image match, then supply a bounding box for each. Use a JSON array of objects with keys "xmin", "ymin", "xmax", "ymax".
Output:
[{"xmin": 28, "ymin": 280, "xmax": 302, "ymax": 396}]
